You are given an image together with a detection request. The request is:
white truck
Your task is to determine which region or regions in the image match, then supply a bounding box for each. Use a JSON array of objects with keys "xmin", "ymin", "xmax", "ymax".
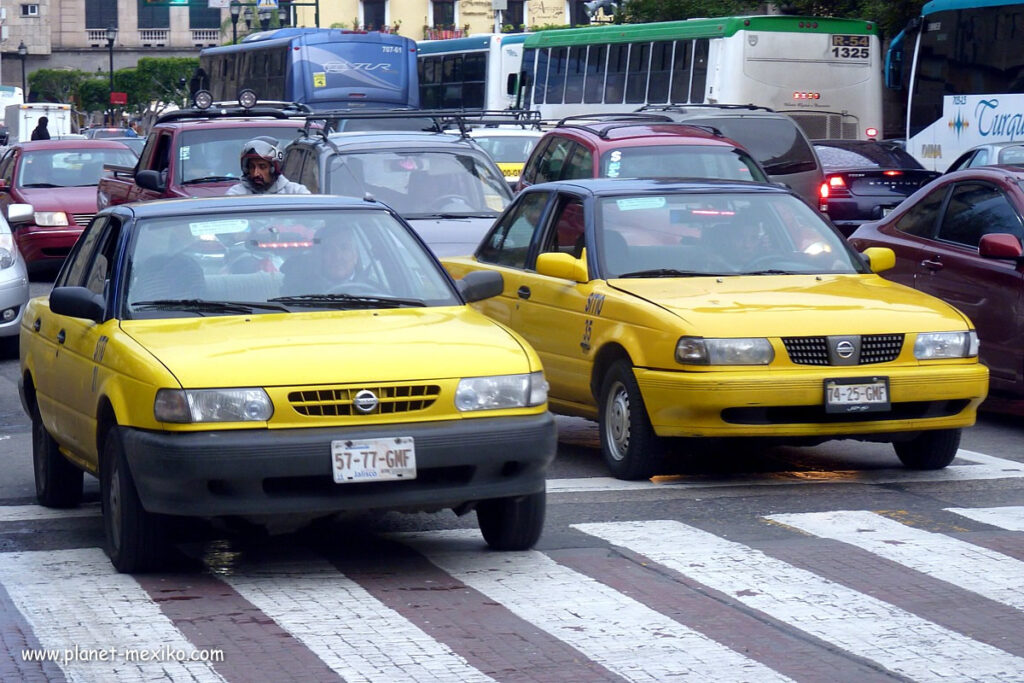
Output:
[{"xmin": 4, "ymin": 102, "xmax": 72, "ymax": 142}]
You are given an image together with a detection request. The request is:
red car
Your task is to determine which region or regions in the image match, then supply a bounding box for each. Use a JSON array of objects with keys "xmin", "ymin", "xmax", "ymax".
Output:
[
  {"xmin": 516, "ymin": 113, "xmax": 768, "ymax": 192},
  {"xmin": 848, "ymin": 165, "xmax": 1024, "ymax": 400},
  {"xmin": 0, "ymin": 140, "xmax": 138, "ymax": 272}
]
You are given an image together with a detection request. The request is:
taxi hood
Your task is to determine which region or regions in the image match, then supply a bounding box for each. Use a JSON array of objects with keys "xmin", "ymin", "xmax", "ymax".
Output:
[
  {"xmin": 608, "ymin": 274, "xmax": 971, "ymax": 336},
  {"xmin": 122, "ymin": 307, "xmax": 530, "ymax": 388}
]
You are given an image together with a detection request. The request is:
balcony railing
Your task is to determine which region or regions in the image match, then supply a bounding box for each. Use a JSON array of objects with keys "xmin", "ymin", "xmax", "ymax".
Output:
[
  {"xmin": 192, "ymin": 29, "xmax": 220, "ymax": 44},
  {"xmin": 424, "ymin": 27, "xmax": 467, "ymax": 40},
  {"xmin": 139, "ymin": 29, "xmax": 169, "ymax": 44},
  {"xmin": 86, "ymin": 29, "xmax": 108, "ymax": 42}
]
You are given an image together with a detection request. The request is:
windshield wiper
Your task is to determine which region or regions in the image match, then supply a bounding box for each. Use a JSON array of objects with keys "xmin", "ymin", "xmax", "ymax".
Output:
[
  {"xmin": 740, "ymin": 269, "xmax": 797, "ymax": 275},
  {"xmin": 131, "ymin": 299, "xmax": 289, "ymax": 314},
  {"xmin": 405, "ymin": 212, "xmax": 497, "ymax": 219},
  {"xmin": 182, "ymin": 176, "xmax": 238, "ymax": 184},
  {"xmin": 21, "ymin": 183, "xmax": 61, "ymax": 188},
  {"xmin": 615, "ymin": 268, "xmax": 728, "ymax": 278},
  {"xmin": 269, "ymin": 293, "xmax": 426, "ymax": 309}
]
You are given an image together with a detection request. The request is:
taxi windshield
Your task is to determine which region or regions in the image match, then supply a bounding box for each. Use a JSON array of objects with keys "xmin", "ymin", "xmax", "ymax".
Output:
[
  {"xmin": 125, "ymin": 207, "xmax": 460, "ymax": 318},
  {"xmin": 595, "ymin": 191, "xmax": 865, "ymax": 278}
]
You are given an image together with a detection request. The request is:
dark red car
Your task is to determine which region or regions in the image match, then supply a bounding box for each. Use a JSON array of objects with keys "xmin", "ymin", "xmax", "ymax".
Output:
[
  {"xmin": 848, "ymin": 166, "xmax": 1024, "ymax": 400},
  {"xmin": 0, "ymin": 140, "xmax": 138, "ymax": 271}
]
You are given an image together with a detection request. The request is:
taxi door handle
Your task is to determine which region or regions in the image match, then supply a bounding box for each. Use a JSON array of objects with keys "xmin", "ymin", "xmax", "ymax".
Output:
[
  {"xmin": 517, "ymin": 285, "xmax": 531, "ymax": 300},
  {"xmin": 57, "ymin": 330, "xmax": 66, "ymax": 344},
  {"xmin": 921, "ymin": 258, "xmax": 943, "ymax": 271}
]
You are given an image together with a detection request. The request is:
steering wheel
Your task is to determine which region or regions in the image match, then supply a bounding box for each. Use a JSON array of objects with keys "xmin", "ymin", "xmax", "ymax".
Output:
[
  {"xmin": 327, "ymin": 280, "xmax": 382, "ymax": 296},
  {"xmin": 427, "ymin": 194, "xmax": 474, "ymax": 212}
]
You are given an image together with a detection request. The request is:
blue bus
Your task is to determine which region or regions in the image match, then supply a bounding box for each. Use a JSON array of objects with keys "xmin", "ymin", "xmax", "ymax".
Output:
[
  {"xmin": 417, "ymin": 33, "xmax": 528, "ymax": 110},
  {"xmin": 886, "ymin": 0, "xmax": 1024, "ymax": 170},
  {"xmin": 199, "ymin": 28, "xmax": 419, "ymax": 111}
]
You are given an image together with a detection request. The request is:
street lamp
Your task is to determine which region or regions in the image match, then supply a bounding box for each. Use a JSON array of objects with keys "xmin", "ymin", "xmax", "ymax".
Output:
[
  {"xmin": 106, "ymin": 25, "xmax": 118, "ymax": 126},
  {"xmin": 230, "ymin": 1, "xmax": 242, "ymax": 43},
  {"xmin": 244, "ymin": 7, "xmax": 253, "ymax": 33},
  {"xmin": 278, "ymin": 5, "xmax": 289, "ymax": 27},
  {"xmin": 17, "ymin": 42, "xmax": 27, "ymax": 96},
  {"xmin": 258, "ymin": 6, "xmax": 271, "ymax": 31}
]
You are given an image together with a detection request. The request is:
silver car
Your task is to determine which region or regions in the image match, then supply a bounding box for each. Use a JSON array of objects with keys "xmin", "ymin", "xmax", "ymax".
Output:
[
  {"xmin": 0, "ymin": 205, "xmax": 31, "ymax": 355},
  {"xmin": 945, "ymin": 141, "xmax": 1024, "ymax": 173}
]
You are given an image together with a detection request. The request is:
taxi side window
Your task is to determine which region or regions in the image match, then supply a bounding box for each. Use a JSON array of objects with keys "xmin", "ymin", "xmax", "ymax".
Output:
[
  {"xmin": 543, "ymin": 196, "xmax": 586, "ymax": 257},
  {"xmin": 479, "ymin": 192, "xmax": 549, "ymax": 268},
  {"xmin": 59, "ymin": 217, "xmax": 111, "ymax": 288}
]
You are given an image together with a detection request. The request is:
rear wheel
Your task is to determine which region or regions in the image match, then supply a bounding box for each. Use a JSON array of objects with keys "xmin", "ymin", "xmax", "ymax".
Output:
[
  {"xmin": 101, "ymin": 427, "xmax": 167, "ymax": 573},
  {"xmin": 598, "ymin": 359, "xmax": 664, "ymax": 480},
  {"xmin": 31, "ymin": 402, "xmax": 82, "ymax": 508},
  {"xmin": 894, "ymin": 429, "xmax": 961, "ymax": 470},
  {"xmin": 477, "ymin": 490, "xmax": 546, "ymax": 551}
]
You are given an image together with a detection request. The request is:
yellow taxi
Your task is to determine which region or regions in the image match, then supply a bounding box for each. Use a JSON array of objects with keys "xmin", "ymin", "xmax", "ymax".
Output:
[
  {"xmin": 19, "ymin": 195, "xmax": 555, "ymax": 572},
  {"xmin": 443, "ymin": 178, "xmax": 988, "ymax": 480}
]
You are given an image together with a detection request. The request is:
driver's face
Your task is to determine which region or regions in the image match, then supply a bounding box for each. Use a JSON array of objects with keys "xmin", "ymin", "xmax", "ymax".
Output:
[
  {"xmin": 320, "ymin": 231, "xmax": 359, "ymax": 280},
  {"xmin": 247, "ymin": 158, "xmax": 274, "ymax": 188}
]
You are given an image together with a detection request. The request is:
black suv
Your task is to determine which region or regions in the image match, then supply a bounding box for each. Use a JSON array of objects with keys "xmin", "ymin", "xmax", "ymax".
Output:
[{"xmin": 282, "ymin": 112, "xmax": 514, "ymax": 257}]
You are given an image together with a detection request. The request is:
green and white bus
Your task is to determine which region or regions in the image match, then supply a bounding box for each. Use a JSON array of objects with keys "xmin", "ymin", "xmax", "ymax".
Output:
[
  {"xmin": 418, "ymin": 33, "xmax": 529, "ymax": 110},
  {"xmin": 518, "ymin": 16, "xmax": 884, "ymax": 140}
]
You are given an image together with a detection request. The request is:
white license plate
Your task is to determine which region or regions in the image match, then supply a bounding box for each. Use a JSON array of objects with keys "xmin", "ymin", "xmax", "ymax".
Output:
[
  {"xmin": 824, "ymin": 377, "xmax": 890, "ymax": 413},
  {"xmin": 331, "ymin": 437, "xmax": 416, "ymax": 484}
]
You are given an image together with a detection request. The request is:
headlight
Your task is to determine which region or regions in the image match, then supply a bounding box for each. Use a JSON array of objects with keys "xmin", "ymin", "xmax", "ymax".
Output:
[
  {"xmin": 914, "ymin": 331, "xmax": 979, "ymax": 359},
  {"xmin": 154, "ymin": 388, "xmax": 273, "ymax": 423},
  {"xmin": 0, "ymin": 247, "xmax": 13, "ymax": 269},
  {"xmin": 34, "ymin": 211, "xmax": 69, "ymax": 227},
  {"xmin": 676, "ymin": 337, "xmax": 775, "ymax": 365},
  {"xmin": 455, "ymin": 371, "xmax": 547, "ymax": 411}
]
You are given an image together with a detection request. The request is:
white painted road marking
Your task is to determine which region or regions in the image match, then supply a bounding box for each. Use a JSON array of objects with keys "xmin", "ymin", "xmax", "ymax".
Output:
[
  {"xmin": 767, "ymin": 510, "xmax": 1024, "ymax": 611},
  {"xmin": 396, "ymin": 528, "xmax": 793, "ymax": 683},
  {"xmin": 0, "ymin": 547, "xmax": 225, "ymax": 682},
  {"xmin": 573, "ymin": 519, "xmax": 1024, "ymax": 682},
  {"xmin": 947, "ymin": 506, "xmax": 1024, "ymax": 531}
]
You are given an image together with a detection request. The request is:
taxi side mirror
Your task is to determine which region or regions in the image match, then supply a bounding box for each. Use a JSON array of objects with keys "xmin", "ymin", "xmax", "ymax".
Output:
[
  {"xmin": 536, "ymin": 251, "xmax": 588, "ymax": 283},
  {"xmin": 50, "ymin": 286, "xmax": 105, "ymax": 323},
  {"xmin": 862, "ymin": 247, "xmax": 895, "ymax": 273},
  {"xmin": 457, "ymin": 269, "xmax": 504, "ymax": 302}
]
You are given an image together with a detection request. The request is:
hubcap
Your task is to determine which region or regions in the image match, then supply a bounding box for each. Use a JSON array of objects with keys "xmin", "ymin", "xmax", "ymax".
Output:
[{"xmin": 604, "ymin": 382, "xmax": 630, "ymax": 462}]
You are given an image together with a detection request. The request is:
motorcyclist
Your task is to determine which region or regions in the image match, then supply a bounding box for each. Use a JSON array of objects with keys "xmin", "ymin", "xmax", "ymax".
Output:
[{"xmin": 226, "ymin": 136, "xmax": 310, "ymax": 195}]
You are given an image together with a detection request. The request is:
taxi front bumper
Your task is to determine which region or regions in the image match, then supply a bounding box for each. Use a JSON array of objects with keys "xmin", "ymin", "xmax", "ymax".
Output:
[
  {"xmin": 122, "ymin": 412, "xmax": 556, "ymax": 516},
  {"xmin": 636, "ymin": 363, "xmax": 988, "ymax": 438}
]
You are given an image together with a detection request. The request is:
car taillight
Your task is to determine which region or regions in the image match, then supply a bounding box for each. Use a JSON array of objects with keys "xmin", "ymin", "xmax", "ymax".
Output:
[{"xmin": 819, "ymin": 176, "xmax": 850, "ymax": 212}]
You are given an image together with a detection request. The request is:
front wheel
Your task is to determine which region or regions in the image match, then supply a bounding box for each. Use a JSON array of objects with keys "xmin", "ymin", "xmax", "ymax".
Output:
[
  {"xmin": 31, "ymin": 402, "xmax": 82, "ymax": 508},
  {"xmin": 893, "ymin": 428, "xmax": 961, "ymax": 470},
  {"xmin": 598, "ymin": 359, "xmax": 664, "ymax": 480},
  {"xmin": 477, "ymin": 490, "xmax": 546, "ymax": 551},
  {"xmin": 101, "ymin": 427, "xmax": 167, "ymax": 573}
]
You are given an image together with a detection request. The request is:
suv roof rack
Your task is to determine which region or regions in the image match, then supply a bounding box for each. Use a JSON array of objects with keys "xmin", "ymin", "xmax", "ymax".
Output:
[
  {"xmin": 552, "ymin": 115, "xmax": 724, "ymax": 140},
  {"xmin": 156, "ymin": 102, "xmax": 313, "ymax": 124},
  {"xmin": 555, "ymin": 112, "xmax": 673, "ymax": 127},
  {"xmin": 302, "ymin": 109, "xmax": 541, "ymax": 138}
]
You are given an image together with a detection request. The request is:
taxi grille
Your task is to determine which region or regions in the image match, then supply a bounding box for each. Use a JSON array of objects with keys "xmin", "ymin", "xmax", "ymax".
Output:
[
  {"xmin": 72, "ymin": 212, "xmax": 95, "ymax": 226},
  {"xmin": 289, "ymin": 384, "xmax": 441, "ymax": 416},
  {"xmin": 782, "ymin": 334, "xmax": 904, "ymax": 365}
]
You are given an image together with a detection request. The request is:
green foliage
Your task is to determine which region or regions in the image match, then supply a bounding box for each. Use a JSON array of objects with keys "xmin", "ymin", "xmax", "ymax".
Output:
[{"xmin": 26, "ymin": 69, "xmax": 82, "ymax": 104}]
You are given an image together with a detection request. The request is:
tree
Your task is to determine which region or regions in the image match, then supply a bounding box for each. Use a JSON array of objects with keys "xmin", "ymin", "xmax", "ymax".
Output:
[{"xmin": 26, "ymin": 69, "xmax": 86, "ymax": 104}]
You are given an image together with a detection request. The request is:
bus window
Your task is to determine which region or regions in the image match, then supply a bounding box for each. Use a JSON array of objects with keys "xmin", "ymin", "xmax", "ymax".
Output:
[
  {"xmin": 463, "ymin": 52, "xmax": 487, "ymax": 109},
  {"xmin": 671, "ymin": 40, "xmax": 691, "ymax": 102},
  {"xmin": 534, "ymin": 48, "xmax": 549, "ymax": 104},
  {"xmin": 626, "ymin": 42, "xmax": 650, "ymax": 104},
  {"xmin": 565, "ymin": 46, "xmax": 587, "ymax": 104},
  {"xmin": 606, "ymin": 44, "xmax": 628, "ymax": 104},
  {"xmin": 691, "ymin": 39, "xmax": 709, "ymax": 102},
  {"xmin": 648, "ymin": 41, "xmax": 672, "ymax": 104},
  {"xmin": 547, "ymin": 47, "xmax": 568, "ymax": 104},
  {"xmin": 521, "ymin": 48, "xmax": 537, "ymax": 109},
  {"xmin": 584, "ymin": 45, "xmax": 607, "ymax": 104}
]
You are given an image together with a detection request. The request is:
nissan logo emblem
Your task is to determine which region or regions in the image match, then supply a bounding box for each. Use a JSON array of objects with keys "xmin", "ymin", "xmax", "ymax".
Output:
[
  {"xmin": 353, "ymin": 389, "xmax": 379, "ymax": 414},
  {"xmin": 835, "ymin": 340, "xmax": 856, "ymax": 359}
]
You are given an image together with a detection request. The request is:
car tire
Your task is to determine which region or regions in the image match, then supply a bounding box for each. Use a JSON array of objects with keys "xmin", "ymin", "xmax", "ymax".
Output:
[
  {"xmin": 101, "ymin": 427, "xmax": 167, "ymax": 573},
  {"xmin": 599, "ymin": 359, "xmax": 664, "ymax": 480},
  {"xmin": 477, "ymin": 490, "xmax": 546, "ymax": 551},
  {"xmin": 893, "ymin": 428, "xmax": 961, "ymax": 470},
  {"xmin": 31, "ymin": 402, "xmax": 83, "ymax": 508}
]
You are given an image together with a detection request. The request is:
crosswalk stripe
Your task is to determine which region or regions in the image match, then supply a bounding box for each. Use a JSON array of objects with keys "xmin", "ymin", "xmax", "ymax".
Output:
[
  {"xmin": 573, "ymin": 520, "xmax": 1024, "ymax": 682},
  {"xmin": 0, "ymin": 548, "xmax": 225, "ymax": 682},
  {"xmin": 766, "ymin": 510, "xmax": 1024, "ymax": 611},
  {"xmin": 396, "ymin": 529, "xmax": 794, "ymax": 683},
  {"xmin": 946, "ymin": 506, "xmax": 1024, "ymax": 531},
  {"xmin": 0, "ymin": 503, "xmax": 101, "ymax": 522},
  {"xmin": 218, "ymin": 552, "xmax": 495, "ymax": 683}
]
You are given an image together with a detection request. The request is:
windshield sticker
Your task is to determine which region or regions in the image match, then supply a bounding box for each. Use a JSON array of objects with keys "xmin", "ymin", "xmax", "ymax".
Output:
[
  {"xmin": 313, "ymin": 72, "xmax": 327, "ymax": 88},
  {"xmin": 617, "ymin": 197, "xmax": 666, "ymax": 211},
  {"xmin": 607, "ymin": 150, "xmax": 622, "ymax": 178},
  {"xmin": 188, "ymin": 219, "xmax": 248, "ymax": 236},
  {"xmin": 179, "ymin": 146, "xmax": 192, "ymax": 161}
]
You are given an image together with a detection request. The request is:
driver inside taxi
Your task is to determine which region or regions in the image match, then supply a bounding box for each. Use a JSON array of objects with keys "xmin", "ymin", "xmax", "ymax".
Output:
[{"xmin": 282, "ymin": 224, "xmax": 367, "ymax": 295}]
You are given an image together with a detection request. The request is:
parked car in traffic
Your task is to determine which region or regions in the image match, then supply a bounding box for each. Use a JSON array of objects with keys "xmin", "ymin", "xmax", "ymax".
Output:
[
  {"xmin": 282, "ymin": 113, "xmax": 513, "ymax": 257},
  {"xmin": 0, "ymin": 205, "xmax": 30, "ymax": 356},
  {"xmin": 443, "ymin": 178, "xmax": 988, "ymax": 480},
  {"xmin": 637, "ymin": 104, "xmax": 825, "ymax": 205},
  {"xmin": 945, "ymin": 141, "xmax": 1024, "ymax": 173},
  {"xmin": 84, "ymin": 126, "xmax": 140, "ymax": 140},
  {"xmin": 467, "ymin": 127, "xmax": 544, "ymax": 190},
  {"xmin": 814, "ymin": 139, "xmax": 940, "ymax": 236},
  {"xmin": 0, "ymin": 139, "xmax": 139, "ymax": 272},
  {"xmin": 18, "ymin": 193, "xmax": 556, "ymax": 573},
  {"xmin": 517, "ymin": 113, "xmax": 768, "ymax": 192},
  {"xmin": 848, "ymin": 165, "xmax": 1024, "ymax": 401}
]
